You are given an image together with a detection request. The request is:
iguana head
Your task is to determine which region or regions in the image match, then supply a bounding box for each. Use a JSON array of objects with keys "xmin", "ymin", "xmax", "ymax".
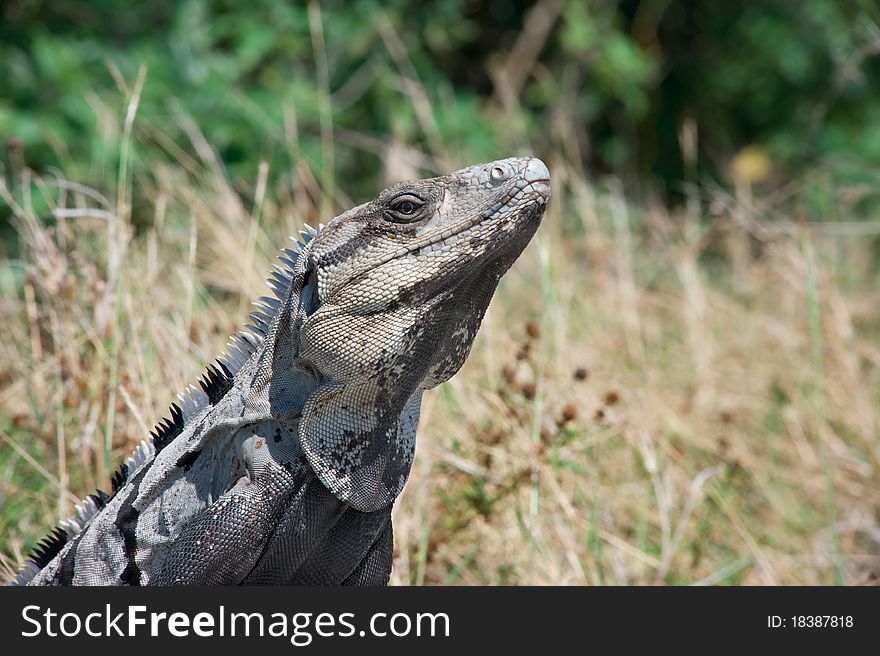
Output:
[
  {"xmin": 289, "ymin": 157, "xmax": 551, "ymax": 510},
  {"xmin": 300, "ymin": 156, "xmax": 551, "ymax": 385}
]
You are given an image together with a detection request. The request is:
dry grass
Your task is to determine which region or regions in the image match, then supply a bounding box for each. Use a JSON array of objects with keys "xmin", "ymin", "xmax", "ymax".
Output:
[{"xmin": 1, "ymin": 115, "xmax": 879, "ymax": 585}]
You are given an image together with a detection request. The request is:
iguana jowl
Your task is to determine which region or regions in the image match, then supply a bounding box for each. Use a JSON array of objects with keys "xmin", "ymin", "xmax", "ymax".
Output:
[{"xmin": 12, "ymin": 156, "xmax": 551, "ymax": 585}]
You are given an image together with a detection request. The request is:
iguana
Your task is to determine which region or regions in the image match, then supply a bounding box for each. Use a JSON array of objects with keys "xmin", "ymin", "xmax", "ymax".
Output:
[{"xmin": 10, "ymin": 156, "xmax": 551, "ymax": 585}]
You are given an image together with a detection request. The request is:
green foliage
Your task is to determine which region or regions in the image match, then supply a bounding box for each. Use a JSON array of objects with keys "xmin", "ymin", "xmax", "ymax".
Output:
[{"xmin": 1, "ymin": 0, "xmax": 879, "ymax": 212}]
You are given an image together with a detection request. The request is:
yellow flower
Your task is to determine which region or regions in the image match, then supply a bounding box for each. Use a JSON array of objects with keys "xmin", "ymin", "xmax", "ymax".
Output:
[{"xmin": 730, "ymin": 145, "xmax": 772, "ymax": 184}]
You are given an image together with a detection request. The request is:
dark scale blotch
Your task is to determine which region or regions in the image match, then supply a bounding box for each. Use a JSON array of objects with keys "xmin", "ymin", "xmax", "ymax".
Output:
[
  {"xmin": 119, "ymin": 560, "xmax": 141, "ymax": 586},
  {"xmin": 54, "ymin": 531, "xmax": 86, "ymax": 585},
  {"xmin": 397, "ymin": 286, "xmax": 416, "ymax": 305},
  {"xmin": 199, "ymin": 361, "xmax": 234, "ymax": 405},
  {"xmin": 320, "ymin": 224, "xmax": 373, "ymax": 267},
  {"xmin": 115, "ymin": 467, "xmax": 150, "ymax": 585},
  {"xmin": 273, "ymin": 428, "xmax": 283, "ymax": 443},
  {"xmin": 176, "ymin": 448, "xmax": 203, "ymax": 472},
  {"xmin": 28, "ymin": 526, "xmax": 69, "ymax": 570}
]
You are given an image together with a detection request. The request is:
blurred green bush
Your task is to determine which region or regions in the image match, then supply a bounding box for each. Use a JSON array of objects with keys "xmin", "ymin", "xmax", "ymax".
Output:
[{"xmin": 1, "ymin": 0, "xmax": 879, "ymax": 209}]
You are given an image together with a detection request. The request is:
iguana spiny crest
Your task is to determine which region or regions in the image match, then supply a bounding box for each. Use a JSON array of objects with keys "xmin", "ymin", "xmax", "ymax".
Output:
[{"xmin": 12, "ymin": 156, "xmax": 551, "ymax": 585}]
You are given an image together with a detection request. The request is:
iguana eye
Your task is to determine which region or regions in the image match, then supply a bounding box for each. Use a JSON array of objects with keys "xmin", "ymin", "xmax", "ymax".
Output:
[{"xmin": 386, "ymin": 194, "xmax": 425, "ymax": 222}]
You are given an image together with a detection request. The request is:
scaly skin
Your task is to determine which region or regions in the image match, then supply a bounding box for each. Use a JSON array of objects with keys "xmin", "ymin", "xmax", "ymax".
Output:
[{"xmin": 13, "ymin": 156, "xmax": 551, "ymax": 585}]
